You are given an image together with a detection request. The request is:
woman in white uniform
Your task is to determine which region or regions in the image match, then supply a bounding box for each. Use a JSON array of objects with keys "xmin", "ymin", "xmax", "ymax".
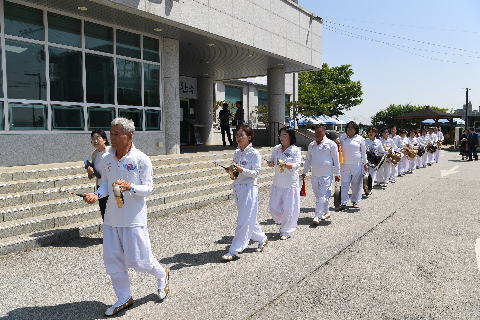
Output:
[
  {"xmin": 86, "ymin": 129, "xmax": 110, "ymax": 221},
  {"xmin": 223, "ymin": 125, "xmax": 268, "ymax": 261},
  {"xmin": 267, "ymin": 126, "xmax": 301, "ymax": 240},
  {"xmin": 388, "ymin": 126, "xmax": 401, "ymax": 182},
  {"xmin": 407, "ymin": 130, "xmax": 418, "ymax": 173},
  {"xmin": 377, "ymin": 127, "xmax": 401, "ymax": 186},
  {"xmin": 338, "ymin": 121, "xmax": 368, "ymax": 209},
  {"xmin": 397, "ymin": 129, "xmax": 410, "ymax": 176},
  {"xmin": 365, "ymin": 126, "xmax": 388, "ymax": 189}
]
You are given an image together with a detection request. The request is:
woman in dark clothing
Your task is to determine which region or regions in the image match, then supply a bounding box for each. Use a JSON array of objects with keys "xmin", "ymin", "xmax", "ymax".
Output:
[{"xmin": 460, "ymin": 129, "xmax": 469, "ymax": 160}]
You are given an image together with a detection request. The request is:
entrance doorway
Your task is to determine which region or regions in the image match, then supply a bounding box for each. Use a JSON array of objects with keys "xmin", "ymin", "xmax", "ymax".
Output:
[{"xmin": 180, "ymin": 98, "xmax": 196, "ymax": 145}]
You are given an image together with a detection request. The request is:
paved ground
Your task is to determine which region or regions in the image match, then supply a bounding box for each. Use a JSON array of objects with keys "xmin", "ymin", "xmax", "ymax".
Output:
[{"xmin": 1, "ymin": 150, "xmax": 479, "ymax": 320}]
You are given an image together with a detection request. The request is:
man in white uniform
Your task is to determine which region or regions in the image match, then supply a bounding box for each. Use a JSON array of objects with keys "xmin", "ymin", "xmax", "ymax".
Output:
[
  {"xmin": 302, "ymin": 125, "xmax": 340, "ymax": 224},
  {"xmin": 84, "ymin": 118, "xmax": 168, "ymax": 317},
  {"xmin": 434, "ymin": 127, "xmax": 444, "ymax": 163}
]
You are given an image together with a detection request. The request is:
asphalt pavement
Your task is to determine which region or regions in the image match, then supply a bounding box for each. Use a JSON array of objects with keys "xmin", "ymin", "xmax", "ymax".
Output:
[{"xmin": 1, "ymin": 150, "xmax": 479, "ymax": 320}]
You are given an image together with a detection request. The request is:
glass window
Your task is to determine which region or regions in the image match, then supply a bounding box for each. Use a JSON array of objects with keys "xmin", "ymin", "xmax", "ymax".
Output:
[
  {"xmin": 48, "ymin": 13, "xmax": 81, "ymax": 47},
  {"xmin": 5, "ymin": 39, "xmax": 46, "ymax": 100},
  {"xmin": 116, "ymin": 30, "xmax": 141, "ymax": 59},
  {"xmin": 119, "ymin": 108, "xmax": 142, "ymax": 130},
  {"xmin": 49, "ymin": 47, "xmax": 83, "ymax": 102},
  {"xmin": 225, "ymin": 86, "xmax": 242, "ymax": 114},
  {"xmin": 117, "ymin": 59, "xmax": 141, "ymax": 106},
  {"xmin": 0, "ymin": 103, "xmax": 4, "ymax": 130},
  {"xmin": 258, "ymin": 91, "xmax": 268, "ymax": 106},
  {"xmin": 9, "ymin": 103, "xmax": 47, "ymax": 130},
  {"xmin": 4, "ymin": 1, "xmax": 44, "ymax": 40},
  {"xmin": 88, "ymin": 107, "xmax": 114, "ymax": 130},
  {"xmin": 0, "ymin": 49, "xmax": 3, "ymax": 98},
  {"xmin": 52, "ymin": 105, "xmax": 84, "ymax": 130},
  {"xmin": 144, "ymin": 63, "xmax": 159, "ymax": 107},
  {"xmin": 145, "ymin": 109, "xmax": 161, "ymax": 130},
  {"xmin": 86, "ymin": 53, "xmax": 114, "ymax": 104},
  {"xmin": 85, "ymin": 21, "xmax": 113, "ymax": 54},
  {"xmin": 285, "ymin": 94, "xmax": 290, "ymax": 118},
  {"xmin": 143, "ymin": 37, "xmax": 159, "ymax": 63}
]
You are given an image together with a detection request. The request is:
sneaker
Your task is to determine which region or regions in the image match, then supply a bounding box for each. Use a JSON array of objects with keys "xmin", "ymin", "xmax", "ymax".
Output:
[
  {"xmin": 158, "ymin": 269, "xmax": 169, "ymax": 301},
  {"xmin": 280, "ymin": 234, "xmax": 290, "ymax": 240},
  {"xmin": 222, "ymin": 252, "xmax": 238, "ymax": 261},
  {"xmin": 257, "ymin": 238, "xmax": 268, "ymax": 252},
  {"xmin": 352, "ymin": 202, "xmax": 359, "ymax": 208},
  {"xmin": 313, "ymin": 216, "xmax": 320, "ymax": 225},
  {"xmin": 391, "ymin": 180, "xmax": 396, "ymax": 183},
  {"xmin": 382, "ymin": 183, "xmax": 388, "ymax": 187},
  {"xmin": 105, "ymin": 296, "xmax": 133, "ymax": 316},
  {"xmin": 339, "ymin": 205, "xmax": 347, "ymax": 210},
  {"xmin": 321, "ymin": 212, "xmax": 331, "ymax": 220}
]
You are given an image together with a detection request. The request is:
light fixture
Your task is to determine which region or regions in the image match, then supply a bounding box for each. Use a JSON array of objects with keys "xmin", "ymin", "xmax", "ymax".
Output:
[
  {"xmin": 204, "ymin": 74, "xmax": 209, "ymax": 76},
  {"xmin": 77, "ymin": 6, "xmax": 87, "ymax": 10},
  {"xmin": 207, "ymin": 43, "xmax": 214, "ymax": 46},
  {"xmin": 154, "ymin": 28, "xmax": 162, "ymax": 32},
  {"xmin": 205, "ymin": 61, "xmax": 209, "ymax": 64},
  {"xmin": 248, "ymin": 54, "xmax": 253, "ymax": 57},
  {"xmin": 278, "ymin": 63, "xmax": 283, "ymax": 66}
]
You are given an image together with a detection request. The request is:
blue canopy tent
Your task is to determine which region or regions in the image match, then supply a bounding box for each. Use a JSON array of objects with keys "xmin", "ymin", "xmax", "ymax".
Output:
[
  {"xmin": 297, "ymin": 114, "xmax": 324, "ymax": 126},
  {"xmin": 422, "ymin": 118, "xmax": 465, "ymax": 125},
  {"xmin": 315, "ymin": 115, "xmax": 337, "ymax": 125}
]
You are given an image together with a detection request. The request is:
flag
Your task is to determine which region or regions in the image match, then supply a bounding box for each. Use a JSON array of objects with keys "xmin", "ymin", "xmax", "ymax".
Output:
[
  {"xmin": 300, "ymin": 179, "xmax": 307, "ymax": 196},
  {"xmin": 338, "ymin": 145, "xmax": 343, "ymax": 165}
]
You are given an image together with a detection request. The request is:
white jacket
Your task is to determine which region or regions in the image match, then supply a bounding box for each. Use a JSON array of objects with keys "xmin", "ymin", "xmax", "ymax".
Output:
[
  {"xmin": 233, "ymin": 144, "xmax": 261, "ymax": 185},
  {"xmin": 96, "ymin": 144, "xmax": 153, "ymax": 227},
  {"xmin": 340, "ymin": 134, "xmax": 367, "ymax": 165},
  {"xmin": 269, "ymin": 144, "xmax": 301, "ymax": 188},
  {"xmin": 302, "ymin": 136, "xmax": 340, "ymax": 177}
]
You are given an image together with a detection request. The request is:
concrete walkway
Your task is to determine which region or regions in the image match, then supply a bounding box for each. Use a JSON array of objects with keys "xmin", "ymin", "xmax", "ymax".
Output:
[{"xmin": 1, "ymin": 150, "xmax": 479, "ymax": 319}]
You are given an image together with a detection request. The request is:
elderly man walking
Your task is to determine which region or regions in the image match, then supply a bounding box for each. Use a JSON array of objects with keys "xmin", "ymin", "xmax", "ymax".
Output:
[{"xmin": 84, "ymin": 118, "xmax": 169, "ymax": 317}]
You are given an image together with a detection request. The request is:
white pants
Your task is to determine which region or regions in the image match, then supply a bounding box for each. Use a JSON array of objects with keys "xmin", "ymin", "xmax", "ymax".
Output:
[
  {"xmin": 341, "ymin": 162, "xmax": 364, "ymax": 205},
  {"xmin": 269, "ymin": 185, "xmax": 300, "ymax": 236},
  {"xmin": 103, "ymin": 225, "xmax": 166, "ymax": 301},
  {"xmin": 368, "ymin": 167, "xmax": 378, "ymax": 185},
  {"xmin": 398, "ymin": 156, "xmax": 409, "ymax": 175},
  {"xmin": 416, "ymin": 156, "xmax": 422, "ymax": 168},
  {"xmin": 390, "ymin": 162, "xmax": 398, "ymax": 181},
  {"xmin": 427, "ymin": 152, "xmax": 435, "ymax": 164},
  {"xmin": 230, "ymin": 184, "xmax": 267, "ymax": 255},
  {"xmin": 377, "ymin": 162, "xmax": 392, "ymax": 184},
  {"xmin": 434, "ymin": 149, "xmax": 441, "ymax": 163},
  {"xmin": 409, "ymin": 158, "xmax": 416, "ymax": 171},
  {"xmin": 311, "ymin": 175, "xmax": 333, "ymax": 217},
  {"xmin": 422, "ymin": 153, "xmax": 427, "ymax": 167}
]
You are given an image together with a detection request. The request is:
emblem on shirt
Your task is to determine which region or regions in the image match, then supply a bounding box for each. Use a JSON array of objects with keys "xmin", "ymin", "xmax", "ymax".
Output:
[
  {"xmin": 123, "ymin": 163, "xmax": 137, "ymax": 171},
  {"xmin": 240, "ymin": 160, "xmax": 248, "ymax": 166},
  {"xmin": 283, "ymin": 152, "xmax": 291, "ymax": 157}
]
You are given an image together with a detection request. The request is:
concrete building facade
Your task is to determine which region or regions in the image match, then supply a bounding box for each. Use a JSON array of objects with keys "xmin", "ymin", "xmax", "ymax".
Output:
[{"xmin": 0, "ymin": 0, "xmax": 322, "ymax": 166}]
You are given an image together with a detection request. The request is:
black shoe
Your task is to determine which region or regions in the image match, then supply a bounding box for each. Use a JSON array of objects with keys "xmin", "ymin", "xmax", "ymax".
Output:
[{"xmin": 223, "ymin": 142, "xmax": 226, "ymax": 146}]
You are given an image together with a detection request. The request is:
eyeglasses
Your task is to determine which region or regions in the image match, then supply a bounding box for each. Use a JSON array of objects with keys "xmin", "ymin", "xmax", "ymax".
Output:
[
  {"xmin": 235, "ymin": 134, "xmax": 246, "ymax": 138},
  {"xmin": 278, "ymin": 134, "xmax": 288, "ymax": 138},
  {"xmin": 91, "ymin": 137, "xmax": 103, "ymax": 142}
]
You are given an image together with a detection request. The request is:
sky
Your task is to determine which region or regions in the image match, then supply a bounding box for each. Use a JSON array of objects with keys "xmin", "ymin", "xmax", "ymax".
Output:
[{"xmin": 298, "ymin": 0, "xmax": 480, "ymax": 125}]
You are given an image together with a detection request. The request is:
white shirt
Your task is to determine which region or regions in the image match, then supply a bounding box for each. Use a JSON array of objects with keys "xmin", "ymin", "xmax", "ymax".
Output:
[
  {"xmin": 302, "ymin": 136, "xmax": 340, "ymax": 177},
  {"xmin": 365, "ymin": 138, "xmax": 388, "ymax": 155},
  {"xmin": 389, "ymin": 134, "xmax": 401, "ymax": 148},
  {"xmin": 380, "ymin": 137, "xmax": 401, "ymax": 152},
  {"xmin": 233, "ymin": 144, "xmax": 261, "ymax": 186},
  {"xmin": 398, "ymin": 136, "xmax": 410, "ymax": 149},
  {"xmin": 94, "ymin": 149, "xmax": 106, "ymax": 186},
  {"xmin": 96, "ymin": 144, "xmax": 153, "ymax": 227},
  {"xmin": 269, "ymin": 144, "xmax": 301, "ymax": 188},
  {"xmin": 408, "ymin": 137, "xmax": 418, "ymax": 148},
  {"xmin": 416, "ymin": 135, "xmax": 428, "ymax": 147},
  {"xmin": 436, "ymin": 131, "xmax": 444, "ymax": 141},
  {"xmin": 340, "ymin": 134, "xmax": 367, "ymax": 165}
]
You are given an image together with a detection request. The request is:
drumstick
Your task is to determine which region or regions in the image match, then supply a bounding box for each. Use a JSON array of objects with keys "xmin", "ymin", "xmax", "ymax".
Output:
[
  {"xmin": 213, "ymin": 162, "xmax": 228, "ymax": 170},
  {"xmin": 59, "ymin": 187, "xmax": 85, "ymax": 198}
]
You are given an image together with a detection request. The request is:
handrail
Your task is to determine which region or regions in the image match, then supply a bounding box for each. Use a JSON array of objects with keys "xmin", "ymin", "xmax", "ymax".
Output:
[{"xmin": 265, "ymin": 121, "xmax": 314, "ymax": 142}]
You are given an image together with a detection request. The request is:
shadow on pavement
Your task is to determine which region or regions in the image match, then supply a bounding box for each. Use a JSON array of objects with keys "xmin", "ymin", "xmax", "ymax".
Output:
[
  {"xmin": 0, "ymin": 300, "xmax": 107, "ymax": 320},
  {"xmin": 159, "ymin": 248, "xmax": 230, "ymax": 270}
]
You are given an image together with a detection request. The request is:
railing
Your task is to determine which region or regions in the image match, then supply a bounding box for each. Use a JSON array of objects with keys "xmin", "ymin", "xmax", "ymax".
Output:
[{"xmin": 265, "ymin": 121, "xmax": 314, "ymax": 147}]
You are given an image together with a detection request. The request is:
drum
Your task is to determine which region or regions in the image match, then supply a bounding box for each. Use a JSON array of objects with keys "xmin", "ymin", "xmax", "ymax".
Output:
[
  {"xmin": 363, "ymin": 172, "xmax": 372, "ymax": 196},
  {"xmin": 386, "ymin": 151, "xmax": 402, "ymax": 166},
  {"xmin": 334, "ymin": 183, "xmax": 341, "ymax": 209},
  {"xmin": 417, "ymin": 147, "xmax": 425, "ymax": 157},
  {"xmin": 366, "ymin": 149, "xmax": 386, "ymax": 170},
  {"xmin": 427, "ymin": 145, "xmax": 437, "ymax": 153},
  {"xmin": 407, "ymin": 148, "xmax": 418, "ymax": 160}
]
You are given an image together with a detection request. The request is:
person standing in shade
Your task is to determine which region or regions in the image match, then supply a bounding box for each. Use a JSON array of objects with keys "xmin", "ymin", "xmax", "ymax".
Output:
[
  {"xmin": 434, "ymin": 127, "xmax": 444, "ymax": 163},
  {"xmin": 302, "ymin": 124, "xmax": 340, "ymax": 224},
  {"xmin": 84, "ymin": 118, "xmax": 169, "ymax": 317},
  {"xmin": 460, "ymin": 129, "xmax": 469, "ymax": 160},
  {"xmin": 267, "ymin": 126, "xmax": 301, "ymax": 239},
  {"xmin": 222, "ymin": 125, "xmax": 268, "ymax": 261},
  {"xmin": 233, "ymin": 101, "xmax": 244, "ymax": 129},
  {"xmin": 219, "ymin": 103, "xmax": 235, "ymax": 146},
  {"xmin": 338, "ymin": 121, "xmax": 368, "ymax": 209},
  {"xmin": 468, "ymin": 127, "xmax": 478, "ymax": 161},
  {"xmin": 86, "ymin": 129, "xmax": 110, "ymax": 221}
]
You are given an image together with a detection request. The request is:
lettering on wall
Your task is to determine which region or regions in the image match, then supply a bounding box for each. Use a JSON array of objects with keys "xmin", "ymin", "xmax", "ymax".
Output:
[{"xmin": 179, "ymin": 76, "xmax": 197, "ymax": 99}]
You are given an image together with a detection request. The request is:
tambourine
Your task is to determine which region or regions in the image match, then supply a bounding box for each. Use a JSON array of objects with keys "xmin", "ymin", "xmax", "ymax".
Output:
[
  {"xmin": 112, "ymin": 182, "xmax": 124, "ymax": 208},
  {"xmin": 334, "ymin": 182, "xmax": 341, "ymax": 209},
  {"xmin": 228, "ymin": 162, "xmax": 240, "ymax": 180},
  {"xmin": 363, "ymin": 172, "xmax": 372, "ymax": 196},
  {"xmin": 277, "ymin": 158, "xmax": 285, "ymax": 172}
]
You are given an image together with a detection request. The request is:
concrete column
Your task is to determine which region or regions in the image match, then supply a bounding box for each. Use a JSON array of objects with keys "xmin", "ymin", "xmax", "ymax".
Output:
[
  {"xmin": 162, "ymin": 38, "xmax": 180, "ymax": 154},
  {"xmin": 267, "ymin": 68, "xmax": 286, "ymax": 124},
  {"xmin": 197, "ymin": 77, "xmax": 214, "ymax": 145},
  {"xmin": 267, "ymin": 68, "xmax": 285, "ymax": 145}
]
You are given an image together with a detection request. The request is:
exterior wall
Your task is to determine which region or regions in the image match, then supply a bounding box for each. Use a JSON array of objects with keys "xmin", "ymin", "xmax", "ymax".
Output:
[{"xmin": 108, "ymin": 0, "xmax": 322, "ymax": 69}]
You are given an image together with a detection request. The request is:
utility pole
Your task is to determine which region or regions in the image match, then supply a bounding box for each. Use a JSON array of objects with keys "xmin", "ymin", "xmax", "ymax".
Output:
[{"xmin": 466, "ymin": 88, "xmax": 471, "ymax": 128}]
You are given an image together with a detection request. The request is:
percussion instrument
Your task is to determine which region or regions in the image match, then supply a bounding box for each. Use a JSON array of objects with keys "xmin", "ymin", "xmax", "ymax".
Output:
[
  {"xmin": 363, "ymin": 172, "xmax": 372, "ymax": 196},
  {"xmin": 405, "ymin": 148, "xmax": 418, "ymax": 160},
  {"xmin": 427, "ymin": 145, "xmax": 437, "ymax": 153},
  {"xmin": 366, "ymin": 149, "xmax": 385, "ymax": 170},
  {"xmin": 386, "ymin": 151, "xmax": 402, "ymax": 166},
  {"xmin": 214, "ymin": 162, "xmax": 239, "ymax": 180},
  {"xmin": 112, "ymin": 182, "xmax": 124, "ymax": 208},
  {"xmin": 436, "ymin": 141, "xmax": 442, "ymax": 149},
  {"xmin": 277, "ymin": 158, "xmax": 285, "ymax": 172},
  {"xmin": 334, "ymin": 183, "xmax": 341, "ymax": 209},
  {"xmin": 417, "ymin": 146, "xmax": 426, "ymax": 157},
  {"xmin": 59, "ymin": 187, "xmax": 85, "ymax": 198}
]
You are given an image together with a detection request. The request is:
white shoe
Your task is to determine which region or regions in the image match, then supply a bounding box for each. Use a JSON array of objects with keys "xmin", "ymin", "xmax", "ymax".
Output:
[
  {"xmin": 158, "ymin": 269, "xmax": 169, "ymax": 300},
  {"xmin": 382, "ymin": 183, "xmax": 388, "ymax": 187},
  {"xmin": 313, "ymin": 216, "xmax": 320, "ymax": 225},
  {"xmin": 105, "ymin": 296, "xmax": 133, "ymax": 316},
  {"xmin": 257, "ymin": 238, "xmax": 268, "ymax": 252},
  {"xmin": 391, "ymin": 180, "xmax": 396, "ymax": 183},
  {"xmin": 222, "ymin": 252, "xmax": 238, "ymax": 261},
  {"xmin": 321, "ymin": 212, "xmax": 331, "ymax": 220},
  {"xmin": 280, "ymin": 234, "xmax": 290, "ymax": 240}
]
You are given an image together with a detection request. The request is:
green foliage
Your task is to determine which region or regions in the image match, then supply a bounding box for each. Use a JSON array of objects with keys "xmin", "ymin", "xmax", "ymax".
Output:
[
  {"xmin": 299, "ymin": 63, "xmax": 363, "ymax": 116},
  {"xmin": 251, "ymin": 104, "xmax": 269, "ymax": 124},
  {"xmin": 370, "ymin": 104, "xmax": 449, "ymax": 129}
]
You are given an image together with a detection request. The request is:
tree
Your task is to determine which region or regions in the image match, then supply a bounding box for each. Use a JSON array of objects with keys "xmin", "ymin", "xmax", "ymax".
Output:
[
  {"xmin": 299, "ymin": 63, "xmax": 363, "ymax": 116},
  {"xmin": 370, "ymin": 104, "xmax": 449, "ymax": 129}
]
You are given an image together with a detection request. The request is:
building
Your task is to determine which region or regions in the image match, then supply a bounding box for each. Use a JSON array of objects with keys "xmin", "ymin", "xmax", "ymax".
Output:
[{"xmin": 0, "ymin": 0, "xmax": 322, "ymax": 166}]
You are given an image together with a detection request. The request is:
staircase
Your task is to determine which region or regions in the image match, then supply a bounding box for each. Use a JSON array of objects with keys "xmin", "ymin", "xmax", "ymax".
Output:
[{"xmin": 0, "ymin": 148, "xmax": 305, "ymax": 256}]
